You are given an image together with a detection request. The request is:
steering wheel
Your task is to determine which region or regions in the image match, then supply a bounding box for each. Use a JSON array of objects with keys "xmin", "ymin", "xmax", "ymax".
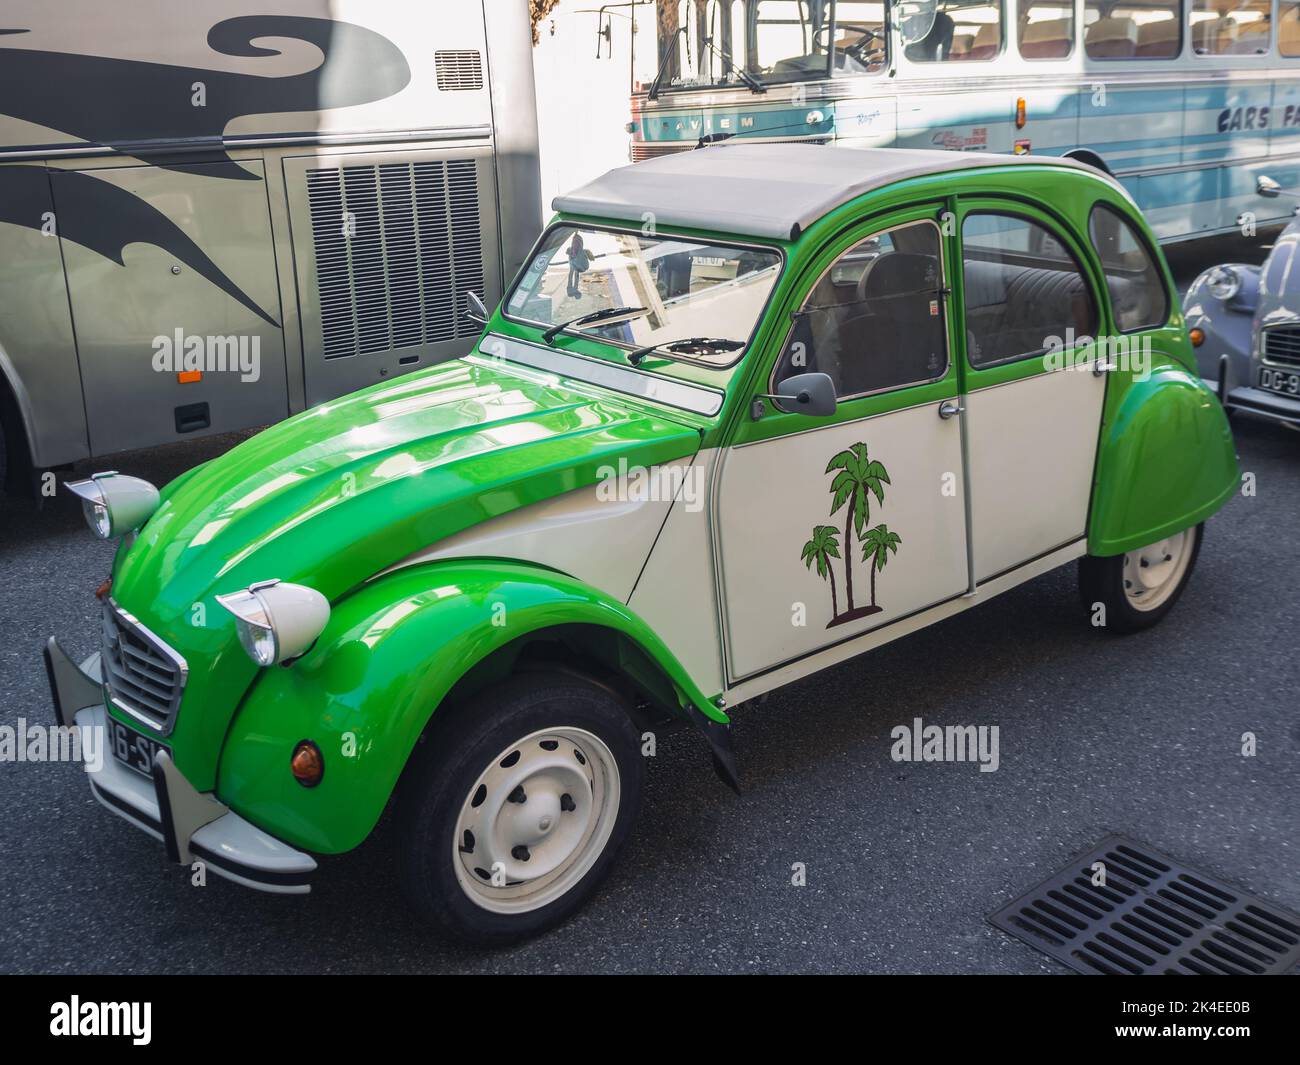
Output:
[{"xmin": 842, "ymin": 26, "xmax": 885, "ymax": 66}]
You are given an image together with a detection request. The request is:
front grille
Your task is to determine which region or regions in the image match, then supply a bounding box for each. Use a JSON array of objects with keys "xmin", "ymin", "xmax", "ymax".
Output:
[
  {"xmin": 990, "ymin": 835, "xmax": 1300, "ymax": 975},
  {"xmin": 306, "ymin": 159, "xmax": 485, "ymax": 360},
  {"xmin": 630, "ymin": 142, "xmax": 693, "ymax": 161},
  {"xmin": 1261, "ymin": 325, "xmax": 1300, "ymax": 369},
  {"xmin": 101, "ymin": 599, "xmax": 187, "ymax": 735}
]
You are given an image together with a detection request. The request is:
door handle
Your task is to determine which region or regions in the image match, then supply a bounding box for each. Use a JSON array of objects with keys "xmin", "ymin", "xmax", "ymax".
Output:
[{"xmin": 938, "ymin": 399, "xmax": 963, "ymax": 420}]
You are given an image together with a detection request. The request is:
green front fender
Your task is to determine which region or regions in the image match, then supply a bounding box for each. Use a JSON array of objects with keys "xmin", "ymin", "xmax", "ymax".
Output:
[
  {"xmin": 215, "ymin": 560, "xmax": 726, "ymax": 855},
  {"xmin": 1088, "ymin": 363, "xmax": 1239, "ymax": 557}
]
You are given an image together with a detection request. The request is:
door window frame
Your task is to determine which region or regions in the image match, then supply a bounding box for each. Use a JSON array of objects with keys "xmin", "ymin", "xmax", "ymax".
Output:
[
  {"xmin": 767, "ymin": 215, "xmax": 953, "ymax": 405},
  {"xmin": 951, "ymin": 197, "xmax": 1106, "ymax": 386},
  {"xmin": 731, "ymin": 201, "xmax": 960, "ymax": 448}
]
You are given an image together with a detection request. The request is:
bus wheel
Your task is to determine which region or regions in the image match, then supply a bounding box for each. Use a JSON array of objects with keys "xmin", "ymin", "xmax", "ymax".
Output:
[{"xmin": 397, "ymin": 672, "xmax": 644, "ymax": 945}]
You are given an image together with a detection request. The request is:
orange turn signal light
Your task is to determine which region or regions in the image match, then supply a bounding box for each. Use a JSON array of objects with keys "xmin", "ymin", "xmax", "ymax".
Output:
[
  {"xmin": 177, "ymin": 370, "xmax": 202, "ymax": 384},
  {"xmin": 291, "ymin": 740, "xmax": 324, "ymax": 787},
  {"xmin": 1016, "ymin": 97, "xmax": 1027, "ymax": 129},
  {"xmin": 1189, "ymin": 327, "xmax": 1205, "ymax": 347}
]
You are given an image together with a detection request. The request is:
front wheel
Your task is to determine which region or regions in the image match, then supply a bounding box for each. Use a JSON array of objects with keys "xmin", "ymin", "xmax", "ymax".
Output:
[
  {"xmin": 396, "ymin": 673, "xmax": 644, "ymax": 945},
  {"xmin": 1078, "ymin": 523, "xmax": 1204, "ymax": 634}
]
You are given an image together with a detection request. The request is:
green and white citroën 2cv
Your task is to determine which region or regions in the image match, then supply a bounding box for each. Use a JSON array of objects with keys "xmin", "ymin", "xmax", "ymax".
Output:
[{"xmin": 47, "ymin": 145, "xmax": 1238, "ymax": 943}]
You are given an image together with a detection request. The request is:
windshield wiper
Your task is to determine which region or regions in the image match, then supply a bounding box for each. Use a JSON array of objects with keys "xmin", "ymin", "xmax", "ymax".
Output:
[
  {"xmin": 702, "ymin": 36, "xmax": 765, "ymax": 93},
  {"xmin": 542, "ymin": 305, "xmax": 649, "ymax": 345},
  {"xmin": 627, "ymin": 337, "xmax": 745, "ymax": 365},
  {"xmin": 647, "ymin": 26, "xmax": 686, "ymax": 101}
]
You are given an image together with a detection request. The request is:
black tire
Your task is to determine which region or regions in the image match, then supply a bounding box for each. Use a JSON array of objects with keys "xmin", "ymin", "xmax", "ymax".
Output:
[
  {"xmin": 1078, "ymin": 523, "xmax": 1204, "ymax": 635},
  {"xmin": 396, "ymin": 672, "xmax": 644, "ymax": 945}
]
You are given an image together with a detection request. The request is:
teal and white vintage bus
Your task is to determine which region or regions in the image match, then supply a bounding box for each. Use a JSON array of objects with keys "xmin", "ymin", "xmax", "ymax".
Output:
[{"xmin": 625, "ymin": 0, "xmax": 1300, "ymax": 240}]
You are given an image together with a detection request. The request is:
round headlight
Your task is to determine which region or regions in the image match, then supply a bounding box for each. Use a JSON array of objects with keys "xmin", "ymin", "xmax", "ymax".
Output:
[
  {"xmin": 216, "ymin": 580, "xmax": 330, "ymax": 667},
  {"xmin": 64, "ymin": 472, "xmax": 159, "ymax": 540},
  {"xmin": 1205, "ymin": 266, "xmax": 1242, "ymax": 302}
]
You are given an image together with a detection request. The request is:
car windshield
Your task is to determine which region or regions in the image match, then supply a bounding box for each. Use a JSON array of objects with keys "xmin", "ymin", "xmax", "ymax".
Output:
[{"xmin": 504, "ymin": 225, "xmax": 782, "ymax": 366}]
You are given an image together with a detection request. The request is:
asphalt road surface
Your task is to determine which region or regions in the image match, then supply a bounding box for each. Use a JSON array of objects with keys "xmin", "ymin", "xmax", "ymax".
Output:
[{"xmin": 1, "ymin": 235, "xmax": 1296, "ymax": 974}]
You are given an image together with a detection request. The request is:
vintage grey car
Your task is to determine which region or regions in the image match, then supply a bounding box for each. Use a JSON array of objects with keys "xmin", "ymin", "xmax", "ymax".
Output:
[{"xmin": 1186, "ymin": 177, "xmax": 1300, "ymax": 430}]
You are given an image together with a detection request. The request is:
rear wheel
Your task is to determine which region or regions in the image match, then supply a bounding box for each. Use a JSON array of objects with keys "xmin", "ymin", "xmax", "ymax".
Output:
[
  {"xmin": 1078, "ymin": 524, "xmax": 1203, "ymax": 634},
  {"xmin": 397, "ymin": 673, "xmax": 644, "ymax": 945}
]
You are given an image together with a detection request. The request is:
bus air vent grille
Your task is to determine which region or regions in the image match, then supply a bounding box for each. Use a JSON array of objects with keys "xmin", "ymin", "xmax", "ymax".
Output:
[
  {"xmin": 435, "ymin": 50, "xmax": 484, "ymax": 91},
  {"xmin": 306, "ymin": 159, "xmax": 485, "ymax": 360},
  {"xmin": 989, "ymin": 835, "xmax": 1300, "ymax": 974}
]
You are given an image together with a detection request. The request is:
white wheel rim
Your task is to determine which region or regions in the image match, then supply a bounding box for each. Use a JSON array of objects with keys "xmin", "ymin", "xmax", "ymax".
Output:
[
  {"xmin": 452, "ymin": 727, "xmax": 620, "ymax": 915},
  {"xmin": 1122, "ymin": 527, "xmax": 1195, "ymax": 612}
]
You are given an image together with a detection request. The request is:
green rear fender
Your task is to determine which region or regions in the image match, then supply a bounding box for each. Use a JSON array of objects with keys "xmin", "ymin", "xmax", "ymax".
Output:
[
  {"xmin": 215, "ymin": 560, "xmax": 725, "ymax": 854},
  {"xmin": 1088, "ymin": 363, "xmax": 1238, "ymax": 557}
]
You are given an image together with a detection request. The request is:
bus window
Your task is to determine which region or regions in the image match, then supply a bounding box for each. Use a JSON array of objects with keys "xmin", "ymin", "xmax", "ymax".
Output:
[
  {"xmin": 1018, "ymin": 1, "xmax": 1074, "ymax": 59},
  {"xmin": 752, "ymin": 0, "xmax": 833, "ymax": 80},
  {"xmin": 632, "ymin": 1, "xmax": 751, "ymax": 93},
  {"xmin": 1283, "ymin": 1, "xmax": 1300, "ymax": 55},
  {"xmin": 1190, "ymin": 0, "xmax": 1271, "ymax": 55},
  {"xmin": 1084, "ymin": 0, "xmax": 1181, "ymax": 58},
  {"xmin": 907, "ymin": 0, "xmax": 1004, "ymax": 62},
  {"xmin": 831, "ymin": 2, "xmax": 888, "ymax": 72}
]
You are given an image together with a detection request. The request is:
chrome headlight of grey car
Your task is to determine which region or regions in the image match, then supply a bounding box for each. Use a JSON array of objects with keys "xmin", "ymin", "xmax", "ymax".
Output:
[
  {"xmin": 64, "ymin": 471, "xmax": 160, "ymax": 539},
  {"xmin": 1206, "ymin": 265, "xmax": 1243, "ymax": 302},
  {"xmin": 216, "ymin": 579, "xmax": 330, "ymax": 667}
]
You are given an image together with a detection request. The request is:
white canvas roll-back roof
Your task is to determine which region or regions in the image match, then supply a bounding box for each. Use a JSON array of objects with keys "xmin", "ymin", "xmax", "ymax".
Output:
[{"xmin": 552, "ymin": 143, "xmax": 1100, "ymax": 241}]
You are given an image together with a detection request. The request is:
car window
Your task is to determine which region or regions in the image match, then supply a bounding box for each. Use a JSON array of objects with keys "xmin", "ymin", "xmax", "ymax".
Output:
[
  {"xmin": 1088, "ymin": 203, "xmax": 1169, "ymax": 332},
  {"xmin": 960, "ymin": 213, "xmax": 1097, "ymax": 368},
  {"xmin": 774, "ymin": 220, "xmax": 947, "ymax": 399}
]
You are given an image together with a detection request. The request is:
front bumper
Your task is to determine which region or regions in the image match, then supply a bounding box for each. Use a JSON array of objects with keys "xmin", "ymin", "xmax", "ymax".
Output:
[
  {"xmin": 1224, "ymin": 384, "xmax": 1300, "ymax": 427},
  {"xmin": 45, "ymin": 637, "xmax": 317, "ymax": 894}
]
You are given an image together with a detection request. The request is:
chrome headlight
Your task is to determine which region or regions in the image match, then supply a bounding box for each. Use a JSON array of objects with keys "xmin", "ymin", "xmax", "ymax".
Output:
[
  {"xmin": 64, "ymin": 471, "xmax": 159, "ymax": 539},
  {"xmin": 216, "ymin": 580, "xmax": 330, "ymax": 667},
  {"xmin": 1206, "ymin": 265, "xmax": 1242, "ymax": 302}
]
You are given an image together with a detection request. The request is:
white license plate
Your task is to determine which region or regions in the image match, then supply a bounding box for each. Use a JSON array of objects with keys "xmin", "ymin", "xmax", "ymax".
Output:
[
  {"xmin": 1259, "ymin": 367, "xmax": 1300, "ymax": 397},
  {"xmin": 107, "ymin": 716, "xmax": 167, "ymax": 777}
]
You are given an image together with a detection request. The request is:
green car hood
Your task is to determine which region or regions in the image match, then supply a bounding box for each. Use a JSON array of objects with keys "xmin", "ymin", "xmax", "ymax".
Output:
[{"xmin": 109, "ymin": 355, "xmax": 701, "ymax": 788}]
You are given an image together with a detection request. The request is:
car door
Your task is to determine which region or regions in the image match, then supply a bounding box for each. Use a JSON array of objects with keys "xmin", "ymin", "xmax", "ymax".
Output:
[
  {"xmin": 954, "ymin": 202, "xmax": 1108, "ymax": 584},
  {"xmin": 715, "ymin": 207, "xmax": 970, "ymax": 682}
]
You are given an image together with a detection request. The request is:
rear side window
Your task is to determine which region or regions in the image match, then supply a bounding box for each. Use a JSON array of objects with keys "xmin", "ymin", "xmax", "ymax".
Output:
[
  {"xmin": 1088, "ymin": 204, "xmax": 1169, "ymax": 332},
  {"xmin": 960, "ymin": 213, "xmax": 1097, "ymax": 368}
]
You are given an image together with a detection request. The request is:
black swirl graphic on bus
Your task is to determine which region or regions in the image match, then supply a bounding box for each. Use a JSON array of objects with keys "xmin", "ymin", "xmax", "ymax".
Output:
[{"xmin": 0, "ymin": 16, "xmax": 412, "ymax": 180}]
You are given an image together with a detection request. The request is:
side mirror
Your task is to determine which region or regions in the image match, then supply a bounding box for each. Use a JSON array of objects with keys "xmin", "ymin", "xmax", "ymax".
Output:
[
  {"xmin": 757, "ymin": 372, "xmax": 838, "ymax": 418},
  {"xmin": 463, "ymin": 291, "xmax": 488, "ymax": 327},
  {"xmin": 1257, "ymin": 175, "xmax": 1282, "ymax": 198}
]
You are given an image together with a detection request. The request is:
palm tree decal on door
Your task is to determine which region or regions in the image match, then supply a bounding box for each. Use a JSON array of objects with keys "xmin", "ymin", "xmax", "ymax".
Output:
[{"xmin": 801, "ymin": 442, "xmax": 903, "ymax": 628}]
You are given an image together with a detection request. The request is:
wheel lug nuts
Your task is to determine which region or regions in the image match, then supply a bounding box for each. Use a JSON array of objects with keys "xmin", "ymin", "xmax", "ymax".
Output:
[
  {"xmin": 507, "ymin": 785, "xmax": 526, "ymax": 804},
  {"xmin": 560, "ymin": 793, "xmax": 576, "ymax": 812},
  {"xmin": 511, "ymin": 845, "xmax": 531, "ymax": 861}
]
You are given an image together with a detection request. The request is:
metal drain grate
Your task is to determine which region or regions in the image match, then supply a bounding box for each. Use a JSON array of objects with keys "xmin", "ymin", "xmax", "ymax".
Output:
[{"xmin": 989, "ymin": 835, "xmax": 1300, "ymax": 975}]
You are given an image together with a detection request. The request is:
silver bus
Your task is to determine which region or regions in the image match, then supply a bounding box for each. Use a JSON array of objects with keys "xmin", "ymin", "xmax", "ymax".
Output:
[
  {"xmin": 624, "ymin": 0, "xmax": 1300, "ymax": 240},
  {"xmin": 0, "ymin": 0, "xmax": 541, "ymax": 494}
]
